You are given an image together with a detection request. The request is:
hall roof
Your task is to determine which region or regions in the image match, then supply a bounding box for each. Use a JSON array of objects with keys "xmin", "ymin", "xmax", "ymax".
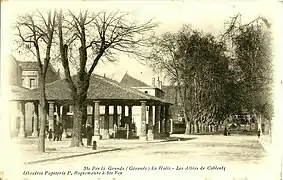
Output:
[
  {"xmin": 11, "ymin": 85, "xmax": 29, "ymax": 93},
  {"xmin": 120, "ymin": 72, "xmax": 149, "ymax": 87},
  {"xmin": 11, "ymin": 74, "xmax": 171, "ymax": 105}
]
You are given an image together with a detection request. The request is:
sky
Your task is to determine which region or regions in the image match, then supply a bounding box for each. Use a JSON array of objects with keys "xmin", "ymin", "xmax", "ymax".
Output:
[{"xmin": 1, "ymin": 0, "xmax": 282, "ymax": 86}]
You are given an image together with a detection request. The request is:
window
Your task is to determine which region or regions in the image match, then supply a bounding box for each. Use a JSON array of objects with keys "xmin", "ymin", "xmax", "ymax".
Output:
[
  {"xmin": 29, "ymin": 78, "xmax": 36, "ymax": 89},
  {"xmin": 69, "ymin": 106, "xmax": 74, "ymax": 113},
  {"xmin": 145, "ymin": 91, "xmax": 148, "ymax": 94}
]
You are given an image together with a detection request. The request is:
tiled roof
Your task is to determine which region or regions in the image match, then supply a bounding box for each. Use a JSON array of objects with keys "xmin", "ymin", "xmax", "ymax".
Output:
[
  {"xmin": 120, "ymin": 72, "xmax": 149, "ymax": 87},
  {"xmin": 18, "ymin": 61, "xmax": 38, "ymax": 71},
  {"xmin": 11, "ymin": 74, "xmax": 171, "ymax": 104},
  {"xmin": 11, "ymin": 85, "xmax": 29, "ymax": 93}
]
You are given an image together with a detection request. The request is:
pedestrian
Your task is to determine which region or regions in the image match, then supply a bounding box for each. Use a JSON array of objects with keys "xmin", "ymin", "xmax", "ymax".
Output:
[
  {"xmin": 45, "ymin": 126, "xmax": 49, "ymax": 138},
  {"xmin": 59, "ymin": 123, "xmax": 63, "ymax": 141},
  {"xmin": 257, "ymin": 129, "xmax": 261, "ymax": 138},
  {"xmin": 53, "ymin": 123, "xmax": 57, "ymax": 141},
  {"xmin": 48, "ymin": 129, "xmax": 53, "ymax": 141},
  {"xmin": 224, "ymin": 126, "xmax": 228, "ymax": 136},
  {"xmin": 86, "ymin": 123, "xmax": 92, "ymax": 146},
  {"xmin": 53, "ymin": 122, "xmax": 60, "ymax": 141}
]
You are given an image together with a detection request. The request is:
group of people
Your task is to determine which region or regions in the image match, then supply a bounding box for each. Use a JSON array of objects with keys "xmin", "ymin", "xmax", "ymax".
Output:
[{"xmin": 46, "ymin": 122, "xmax": 64, "ymax": 141}]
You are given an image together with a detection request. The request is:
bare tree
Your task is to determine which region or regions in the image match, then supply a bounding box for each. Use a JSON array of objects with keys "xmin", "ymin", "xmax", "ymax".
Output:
[
  {"xmin": 148, "ymin": 27, "xmax": 192, "ymax": 134},
  {"xmin": 57, "ymin": 9, "xmax": 157, "ymax": 147},
  {"xmin": 14, "ymin": 10, "xmax": 57, "ymax": 152}
]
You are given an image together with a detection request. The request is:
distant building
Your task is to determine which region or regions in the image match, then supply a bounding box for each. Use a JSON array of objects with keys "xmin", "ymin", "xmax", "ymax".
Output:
[
  {"xmin": 12, "ymin": 73, "xmax": 171, "ymax": 140},
  {"xmin": 121, "ymin": 72, "xmax": 165, "ymax": 98},
  {"xmin": 120, "ymin": 72, "xmax": 172, "ymax": 135},
  {"xmin": 18, "ymin": 61, "xmax": 60, "ymax": 89},
  {"xmin": 121, "ymin": 73, "xmax": 182, "ymax": 125},
  {"xmin": 9, "ymin": 56, "xmax": 60, "ymax": 137},
  {"xmin": 162, "ymin": 85, "xmax": 184, "ymax": 123},
  {"xmin": 9, "ymin": 56, "xmax": 23, "ymax": 86}
]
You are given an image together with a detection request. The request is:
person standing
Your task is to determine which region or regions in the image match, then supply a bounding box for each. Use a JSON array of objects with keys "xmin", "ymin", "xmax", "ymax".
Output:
[
  {"xmin": 257, "ymin": 129, "xmax": 261, "ymax": 138},
  {"xmin": 48, "ymin": 129, "xmax": 53, "ymax": 141},
  {"xmin": 224, "ymin": 126, "xmax": 228, "ymax": 136},
  {"xmin": 86, "ymin": 123, "xmax": 92, "ymax": 146},
  {"xmin": 54, "ymin": 122, "xmax": 61, "ymax": 141},
  {"xmin": 58, "ymin": 123, "xmax": 63, "ymax": 141}
]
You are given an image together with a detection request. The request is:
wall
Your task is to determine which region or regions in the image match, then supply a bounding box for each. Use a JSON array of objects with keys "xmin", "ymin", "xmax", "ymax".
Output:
[
  {"xmin": 22, "ymin": 71, "xmax": 38, "ymax": 89},
  {"xmin": 135, "ymin": 87, "xmax": 165, "ymax": 99},
  {"xmin": 9, "ymin": 57, "xmax": 22, "ymax": 86},
  {"xmin": 10, "ymin": 60, "xmax": 60, "ymax": 137}
]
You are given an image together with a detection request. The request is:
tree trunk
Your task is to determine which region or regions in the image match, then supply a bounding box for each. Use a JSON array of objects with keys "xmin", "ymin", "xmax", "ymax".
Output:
[
  {"xmin": 215, "ymin": 124, "xmax": 219, "ymax": 132},
  {"xmin": 38, "ymin": 75, "xmax": 47, "ymax": 153},
  {"xmin": 185, "ymin": 121, "xmax": 191, "ymax": 134},
  {"xmin": 193, "ymin": 120, "xmax": 198, "ymax": 134},
  {"xmin": 70, "ymin": 102, "xmax": 83, "ymax": 147}
]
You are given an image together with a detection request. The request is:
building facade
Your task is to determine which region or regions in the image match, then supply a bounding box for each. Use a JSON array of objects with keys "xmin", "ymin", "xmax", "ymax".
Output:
[
  {"xmin": 9, "ymin": 56, "xmax": 60, "ymax": 137},
  {"xmin": 19, "ymin": 61, "xmax": 60, "ymax": 89},
  {"xmin": 11, "ymin": 72, "xmax": 172, "ymax": 140},
  {"xmin": 120, "ymin": 73, "xmax": 172, "ymax": 136}
]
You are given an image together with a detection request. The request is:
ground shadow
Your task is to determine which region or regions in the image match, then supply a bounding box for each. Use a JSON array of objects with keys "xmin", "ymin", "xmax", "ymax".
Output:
[{"xmin": 171, "ymin": 137, "xmax": 198, "ymax": 141}]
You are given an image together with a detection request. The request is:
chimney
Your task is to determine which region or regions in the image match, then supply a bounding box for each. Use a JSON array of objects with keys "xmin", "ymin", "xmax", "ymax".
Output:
[
  {"xmin": 152, "ymin": 77, "xmax": 155, "ymax": 87},
  {"xmin": 160, "ymin": 81, "xmax": 162, "ymax": 89},
  {"xmin": 157, "ymin": 76, "xmax": 161, "ymax": 89}
]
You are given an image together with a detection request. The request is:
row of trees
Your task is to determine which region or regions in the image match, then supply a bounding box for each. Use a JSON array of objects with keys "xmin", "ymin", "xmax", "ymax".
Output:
[
  {"xmin": 148, "ymin": 15, "xmax": 273, "ymax": 134},
  {"xmin": 14, "ymin": 8, "xmax": 273, "ymax": 151},
  {"xmin": 15, "ymin": 9, "xmax": 156, "ymax": 152}
]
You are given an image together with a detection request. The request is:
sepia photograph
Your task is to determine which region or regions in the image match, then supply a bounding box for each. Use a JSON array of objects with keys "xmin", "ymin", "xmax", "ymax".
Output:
[{"xmin": 0, "ymin": 1, "xmax": 282, "ymax": 180}]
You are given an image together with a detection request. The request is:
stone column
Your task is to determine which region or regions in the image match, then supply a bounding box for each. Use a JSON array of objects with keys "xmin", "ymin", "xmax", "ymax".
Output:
[
  {"xmin": 92, "ymin": 105, "xmax": 95, "ymax": 129},
  {"xmin": 128, "ymin": 105, "xmax": 133, "ymax": 138},
  {"xmin": 121, "ymin": 105, "xmax": 125, "ymax": 127},
  {"xmin": 170, "ymin": 118, "xmax": 173, "ymax": 134},
  {"xmin": 154, "ymin": 105, "xmax": 160, "ymax": 135},
  {"xmin": 113, "ymin": 105, "xmax": 118, "ymax": 126},
  {"xmin": 32, "ymin": 102, "xmax": 39, "ymax": 137},
  {"xmin": 62, "ymin": 105, "xmax": 68, "ymax": 138},
  {"xmin": 160, "ymin": 106, "xmax": 164, "ymax": 133},
  {"xmin": 18, "ymin": 102, "xmax": 26, "ymax": 138},
  {"xmin": 164, "ymin": 105, "xmax": 169, "ymax": 134},
  {"xmin": 147, "ymin": 105, "xmax": 154, "ymax": 140},
  {"xmin": 128, "ymin": 106, "xmax": 132, "ymax": 124},
  {"xmin": 56, "ymin": 104, "xmax": 61, "ymax": 124},
  {"xmin": 93, "ymin": 101, "xmax": 101, "ymax": 140},
  {"xmin": 103, "ymin": 105, "xmax": 110, "ymax": 139},
  {"xmin": 113, "ymin": 105, "xmax": 118, "ymax": 138},
  {"xmin": 140, "ymin": 101, "xmax": 147, "ymax": 140},
  {"xmin": 48, "ymin": 102, "xmax": 55, "ymax": 131}
]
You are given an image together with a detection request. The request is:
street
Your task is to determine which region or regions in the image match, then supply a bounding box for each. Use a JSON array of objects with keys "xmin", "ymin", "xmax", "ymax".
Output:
[{"xmin": 9, "ymin": 135, "xmax": 275, "ymax": 180}]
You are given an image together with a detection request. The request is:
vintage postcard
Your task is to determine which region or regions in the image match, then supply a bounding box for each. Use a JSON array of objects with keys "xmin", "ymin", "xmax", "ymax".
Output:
[{"xmin": 0, "ymin": 0, "xmax": 282, "ymax": 180}]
